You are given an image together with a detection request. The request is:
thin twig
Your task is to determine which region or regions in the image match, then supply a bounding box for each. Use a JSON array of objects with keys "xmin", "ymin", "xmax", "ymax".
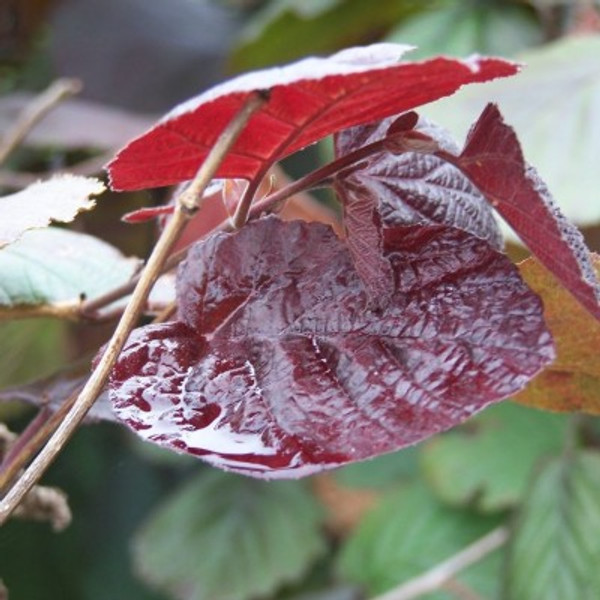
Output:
[
  {"xmin": 0, "ymin": 78, "xmax": 82, "ymax": 167},
  {"xmin": 0, "ymin": 91, "xmax": 267, "ymax": 525},
  {"xmin": 371, "ymin": 526, "xmax": 509, "ymax": 600},
  {"xmin": 0, "ymin": 397, "xmax": 78, "ymax": 493}
]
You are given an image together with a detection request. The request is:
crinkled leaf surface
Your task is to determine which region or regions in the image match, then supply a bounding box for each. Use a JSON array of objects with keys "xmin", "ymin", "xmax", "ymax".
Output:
[
  {"xmin": 442, "ymin": 103, "xmax": 600, "ymax": 321},
  {"xmin": 421, "ymin": 402, "xmax": 567, "ymax": 512},
  {"xmin": 110, "ymin": 217, "xmax": 553, "ymax": 478},
  {"xmin": 422, "ymin": 35, "xmax": 600, "ymax": 229},
  {"xmin": 107, "ymin": 44, "xmax": 517, "ymax": 190},
  {"xmin": 333, "ymin": 114, "xmax": 502, "ymax": 300},
  {"xmin": 0, "ymin": 175, "xmax": 104, "ymax": 249},
  {"xmin": 0, "ymin": 228, "xmax": 139, "ymax": 312},
  {"xmin": 133, "ymin": 470, "xmax": 324, "ymax": 600},
  {"xmin": 513, "ymin": 254, "xmax": 600, "ymax": 414},
  {"xmin": 505, "ymin": 451, "xmax": 600, "ymax": 600},
  {"xmin": 338, "ymin": 483, "xmax": 503, "ymax": 599}
]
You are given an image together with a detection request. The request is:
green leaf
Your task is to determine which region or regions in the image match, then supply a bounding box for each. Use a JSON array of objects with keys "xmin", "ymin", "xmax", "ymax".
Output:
[
  {"xmin": 505, "ymin": 450, "xmax": 600, "ymax": 600},
  {"xmin": 338, "ymin": 483, "xmax": 503, "ymax": 599},
  {"xmin": 421, "ymin": 402, "xmax": 567, "ymax": 512},
  {"xmin": 0, "ymin": 227, "xmax": 139, "ymax": 315},
  {"xmin": 334, "ymin": 447, "xmax": 419, "ymax": 489},
  {"xmin": 229, "ymin": 0, "xmax": 430, "ymax": 71},
  {"xmin": 134, "ymin": 470, "xmax": 325, "ymax": 600},
  {"xmin": 422, "ymin": 35, "xmax": 600, "ymax": 232},
  {"xmin": 387, "ymin": 2, "xmax": 541, "ymax": 59},
  {"xmin": 0, "ymin": 319, "xmax": 68, "ymax": 388}
]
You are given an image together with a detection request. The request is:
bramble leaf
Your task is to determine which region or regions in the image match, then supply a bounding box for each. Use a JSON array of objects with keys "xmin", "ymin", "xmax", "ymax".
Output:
[
  {"xmin": 109, "ymin": 217, "xmax": 553, "ymax": 478},
  {"xmin": 133, "ymin": 470, "xmax": 324, "ymax": 600},
  {"xmin": 441, "ymin": 103, "xmax": 600, "ymax": 321},
  {"xmin": 513, "ymin": 255, "xmax": 600, "ymax": 414},
  {"xmin": 505, "ymin": 451, "xmax": 600, "ymax": 600},
  {"xmin": 421, "ymin": 402, "xmax": 567, "ymax": 512},
  {"xmin": 0, "ymin": 175, "xmax": 104, "ymax": 249},
  {"xmin": 338, "ymin": 483, "xmax": 503, "ymax": 598},
  {"xmin": 107, "ymin": 44, "xmax": 517, "ymax": 191}
]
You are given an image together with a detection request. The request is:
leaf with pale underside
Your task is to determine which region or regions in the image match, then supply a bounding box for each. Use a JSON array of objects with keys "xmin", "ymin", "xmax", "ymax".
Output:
[
  {"xmin": 513, "ymin": 254, "xmax": 600, "ymax": 414},
  {"xmin": 109, "ymin": 217, "xmax": 553, "ymax": 478},
  {"xmin": 0, "ymin": 228, "xmax": 139, "ymax": 316},
  {"xmin": 0, "ymin": 175, "xmax": 105, "ymax": 249},
  {"xmin": 422, "ymin": 35, "xmax": 600, "ymax": 229},
  {"xmin": 107, "ymin": 44, "xmax": 517, "ymax": 191}
]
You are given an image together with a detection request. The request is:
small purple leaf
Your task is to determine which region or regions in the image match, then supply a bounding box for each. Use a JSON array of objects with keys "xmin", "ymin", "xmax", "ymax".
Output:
[
  {"xmin": 110, "ymin": 217, "xmax": 553, "ymax": 478},
  {"xmin": 334, "ymin": 115, "xmax": 503, "ymax": 300}
]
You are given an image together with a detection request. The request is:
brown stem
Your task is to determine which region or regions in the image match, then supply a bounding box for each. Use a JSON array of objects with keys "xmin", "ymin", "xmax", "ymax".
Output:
[
  {"xmin": 0, "ymin": 78, "xmax": 82, "ymax": 167},
  {"xmin": 0, "ymin": 91, "xmax": 267, "ymax": 525},
  {"xmin": 0, "ymin": 395, "xmax": 78, "ymax": 493}
]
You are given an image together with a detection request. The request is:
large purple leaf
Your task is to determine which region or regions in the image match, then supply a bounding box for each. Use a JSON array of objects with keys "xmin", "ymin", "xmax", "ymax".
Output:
[
  {"xmin": 333, "ymin": 114, "xmax": 503, "ymax": 301},
  {"xmin": 442, "ymin": 103, "xmax": 600, "ymax": 321},
  {"xmin": 109, "ymin": 217, "xmax": 554, "ymax": 478},
  {"xmin": 107, "ymin": 44, "xmax": 517, "ymax": 191}
]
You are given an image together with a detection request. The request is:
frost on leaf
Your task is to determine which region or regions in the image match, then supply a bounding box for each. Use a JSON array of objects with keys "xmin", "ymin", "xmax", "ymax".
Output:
[
  {"xmin": 333, "ymin": 114, "xmax": 502, "ymax": 301},
  {"xmin": 442, "ymin": 103, "xmax": 600, "ymax": 321},
  {"xmin": 0, "ymin": 175, "xmax": 105, "ymax": 249},
  {"xmin": 107, "ymin": 44, "xmax": 517, "ymax": 191},
  {"xmin": 110, "ymin": 218, "xmax": 554, "ymax": 479}
]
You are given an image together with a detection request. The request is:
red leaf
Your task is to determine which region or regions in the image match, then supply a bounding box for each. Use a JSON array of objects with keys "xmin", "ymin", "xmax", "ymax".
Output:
[
  {"xmin": 333, "ymin": 115, "xmax": 503, "ymax": 301},
  {"xmin": 442, "ymin": 103, "xmax": 600, "ymax": 321},
  {"xmin": 107, "ymin": 44, "xmax": 517, "ymax": 191},
  {"xmin": 109, "ymin": 218, "xmax": 553, "ymax": 478},
  {"xmin": 122, "ymin": 205, "xmax": 175, "ymax": 224}
]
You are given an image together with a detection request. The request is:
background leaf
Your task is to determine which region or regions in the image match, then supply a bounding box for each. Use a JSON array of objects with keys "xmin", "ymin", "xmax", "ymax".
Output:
[
  {"xmin": 338, "ymin": 482, "xmax": 503, "ymax": 599},
  {"xmin": 133, "ymin": 470, "xmax": 325, "ymax": 600},
  {"xmin": 513, "ymin": 254, "xmax": 600, "ymax": 413},
  {"xmin": 387, "ymin": 2, "xmax": 541, "ymax": 59},
  {"xmin": 423, "ymin": 35, "xmax": 600, "ymax": 231},
  {"xmin": 0, "ymin": 175, "xmax": 104, "ymax": 248},
  {"xmin": 421, "ymin": 402, "xmax": 567, "ymax": 512},
  {"xmin": 230, "ymin": 0, "xmax": 428, "ymax": 71},
  {"xmin": 0, "ymin": 227, "xmax": 139, "ymax": 313},
  {"xmin": 110, "ymin": 217, "xmax": 553, "ymax": 478},
  {"xmin": 108, "ymin": 44, "xmax": 517, "ymax": 191},
  {"xmin": 505, "ymin": 451, "xmax": 600, "ymax": 600}
]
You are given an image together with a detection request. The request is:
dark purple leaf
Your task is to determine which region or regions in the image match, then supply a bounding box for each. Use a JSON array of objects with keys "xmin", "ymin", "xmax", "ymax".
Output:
[
  {"xmin": 443, "ymin": 103, "xmax": 600, "ymax": 321},
  {"xmin": 333, "ymin": 115, "xmax": 503, "ymax": 300},
  {"xmin": 109, "ymin": 217, "xmax": 553, "ymax": 478},
  {"xmin": 107, "ymin": 44, "xmax": 517, "ymax": 191}
]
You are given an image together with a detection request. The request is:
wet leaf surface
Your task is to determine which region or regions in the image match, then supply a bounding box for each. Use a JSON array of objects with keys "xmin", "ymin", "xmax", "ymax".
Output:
[{"xmin": 110, "ymin": 217, "xmax": 553, "ymax": 478}]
